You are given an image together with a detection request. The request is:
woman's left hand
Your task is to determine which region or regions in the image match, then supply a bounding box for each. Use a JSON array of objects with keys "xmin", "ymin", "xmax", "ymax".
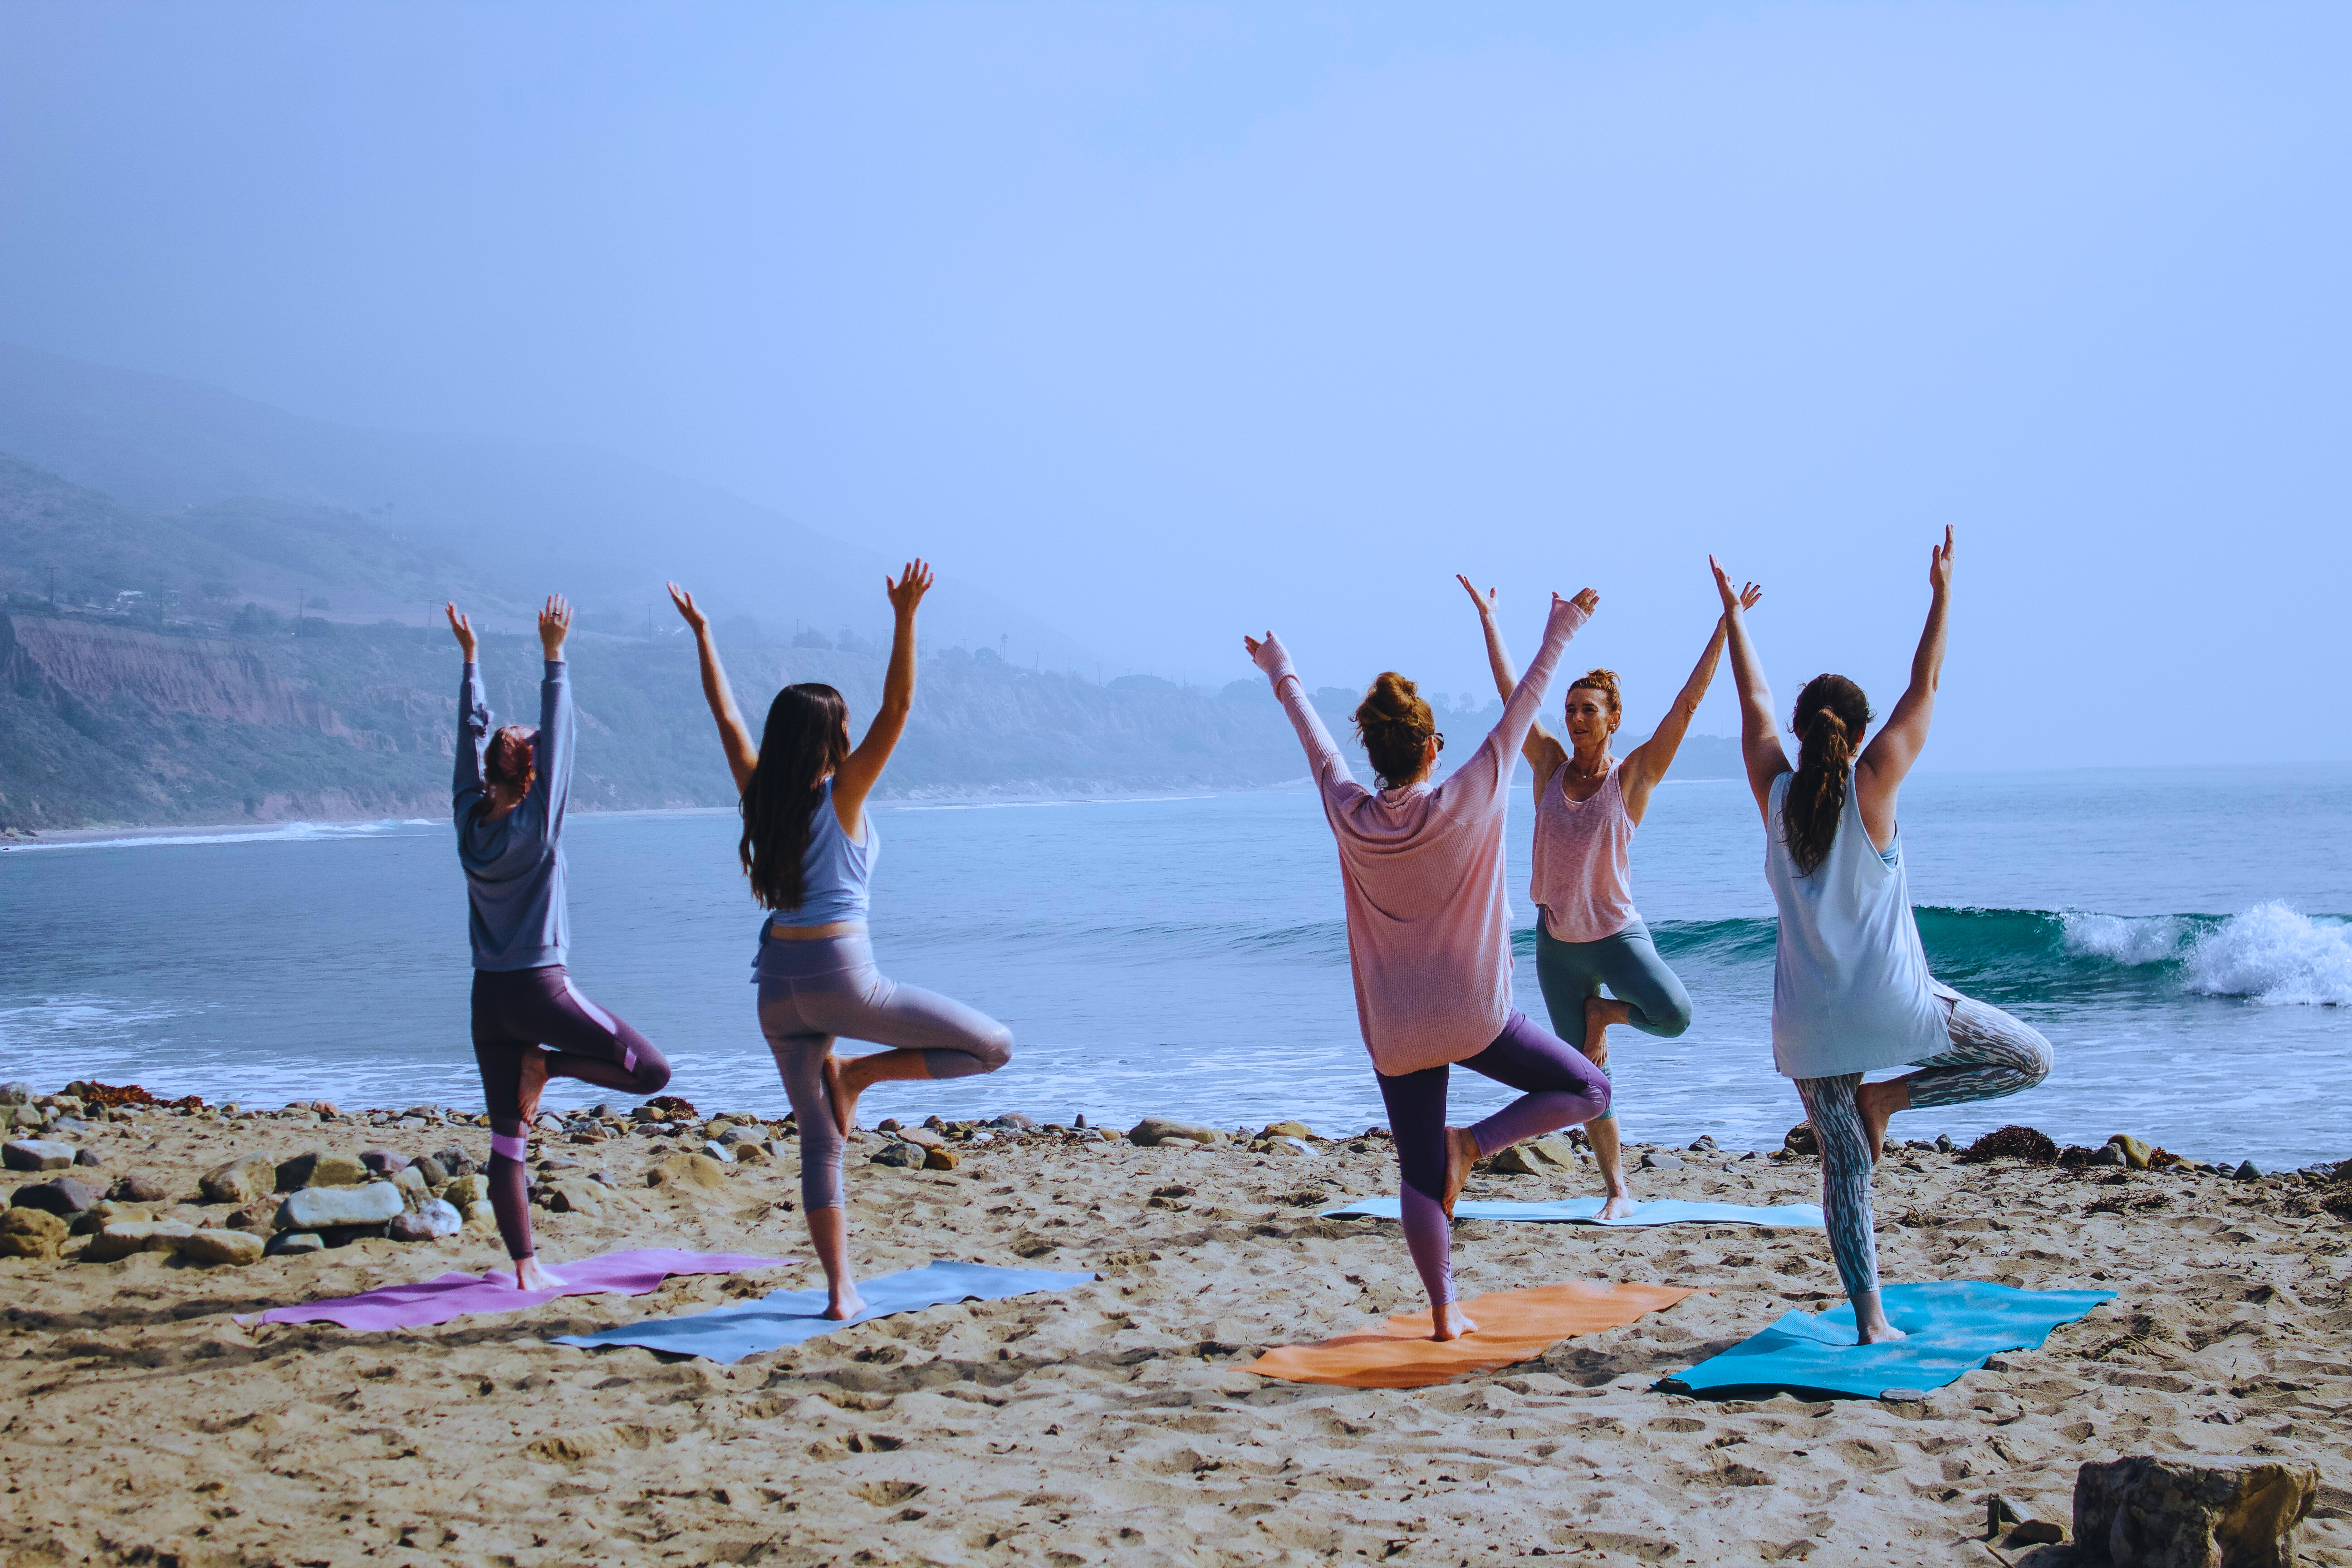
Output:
[
  {"xmin": 887, "ymin": 559, "xmax": 935, "ymax": 617},
  {"xmin": 538, "ymin": 594, "xmax": 572, "ymax": 657}
]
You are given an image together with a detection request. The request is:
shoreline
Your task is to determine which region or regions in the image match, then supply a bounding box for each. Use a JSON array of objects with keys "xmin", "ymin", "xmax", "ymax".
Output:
[{"xmin": 2, "ymin": 1088, "xmax": 2347, "ymax": 1565}]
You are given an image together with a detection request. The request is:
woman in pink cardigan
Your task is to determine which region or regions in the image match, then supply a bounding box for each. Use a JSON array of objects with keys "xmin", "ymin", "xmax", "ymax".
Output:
[{"xmin": 1245, "ymin": 588, "xmax": 1612, "ymax": 1340}]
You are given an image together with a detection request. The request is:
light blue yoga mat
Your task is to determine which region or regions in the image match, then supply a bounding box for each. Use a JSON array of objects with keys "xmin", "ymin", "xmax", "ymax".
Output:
[
  {"xmin": 1323, "ymin": 1196, "xmax": 1826, "ymax": 1229},
  {"xmin": 1656, "ymin": 1280, "xmax": 2116, "ymax": 1401},
  {"xmin": 550, "ymin": 1260, "xmax": 1096, "ymax": 1365}
]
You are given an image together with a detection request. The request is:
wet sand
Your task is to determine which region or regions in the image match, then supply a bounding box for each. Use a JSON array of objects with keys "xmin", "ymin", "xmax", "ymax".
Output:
[{"xmin": 4, "ymin": 1103, "xmax": 2348, "ymax": 1567}]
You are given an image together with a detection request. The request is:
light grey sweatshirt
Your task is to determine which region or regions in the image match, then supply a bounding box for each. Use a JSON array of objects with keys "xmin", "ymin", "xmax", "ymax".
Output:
[{"xmin": 454, "ymin": 659, "xmax": 573, "ymax": 970}]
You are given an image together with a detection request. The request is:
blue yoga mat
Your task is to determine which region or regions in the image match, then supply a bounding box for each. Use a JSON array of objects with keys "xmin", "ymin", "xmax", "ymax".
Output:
[
  {"xmin": 1323, "ymin": 1196, "xmax": 1825, "ymax": 1229},
  {"xmin": 551, "ymin": 1260, "xmax": 1097, "ymax": 1365},
  {"xmin": 1656, "ymin": 1280, "xmax": 2116, "ymax": 1400}
]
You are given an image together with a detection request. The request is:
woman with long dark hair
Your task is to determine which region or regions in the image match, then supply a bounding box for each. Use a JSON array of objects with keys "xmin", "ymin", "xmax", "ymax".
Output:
[
  {"xmin": 1714, "ymin": 529, "xmax": 2051, "ymax": 1343},
  {"xmin": 1246, "ymin": 590, "xmax": 1612, "ymax": 1341},
  {"xmin": 449, "ymin": 595, "xmax": 672, "ymax": 1290},
  {"xmin": 669, "ymin": 563, "xmax": 1011, "ymax": 1319},
  {"xmin": 1457, "ymin": 574, "xmax": 1759, "ymax": 1217}
]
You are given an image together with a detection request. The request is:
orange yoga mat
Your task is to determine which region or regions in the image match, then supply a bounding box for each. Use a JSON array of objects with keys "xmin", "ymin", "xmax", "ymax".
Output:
[{"xmin": 1247, "ymin": 1281, "xmax": 1702, "ymax": 1389}]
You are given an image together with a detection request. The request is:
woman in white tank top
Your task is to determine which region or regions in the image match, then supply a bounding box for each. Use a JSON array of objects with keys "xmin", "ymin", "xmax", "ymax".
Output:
[
  {"xmin": 1459, "ymin": 574, "xmax": 1756, "ymax": 1217},
  {"xmin": 1714, "ymin": 530, "xmax": 2052, "ymax": 1346}
]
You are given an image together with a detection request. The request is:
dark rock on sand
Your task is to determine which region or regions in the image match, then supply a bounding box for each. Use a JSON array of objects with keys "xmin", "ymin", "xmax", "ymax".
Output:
[
  {"xmin": 358, "ymin": 1149, "xmax": 412, "ymax": 1174},
  {"xmin": 1783, "ymin": 1123, "xmax": 1818, "ymax": 1157},
  {"xmin": 109, "ymin": 1174, "xmax": 169, "ymax": 1204},
  {"xmin": 274, "ymin": 1151, "xmax": 368, "ymax": 1191},
  {"xmin": 11, "ymin": 1176, "xmax": 102, "ymax": 1216},
  {"xmin": 3, "ymin": 1139, "xmax": 77, "ymax": 1172}
]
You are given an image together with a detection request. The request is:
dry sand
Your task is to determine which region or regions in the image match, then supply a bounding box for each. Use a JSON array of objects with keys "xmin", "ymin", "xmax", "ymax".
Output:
[{"xmin": 5, "ymin": 1107, "xmax": 2349, "ymax": 1568}]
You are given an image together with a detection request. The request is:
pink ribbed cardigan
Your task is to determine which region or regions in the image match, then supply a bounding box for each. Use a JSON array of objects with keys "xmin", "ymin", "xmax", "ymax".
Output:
[{"xmin": 1254, "ymin": 596, "xmax": 1587, "ymax": 1075}]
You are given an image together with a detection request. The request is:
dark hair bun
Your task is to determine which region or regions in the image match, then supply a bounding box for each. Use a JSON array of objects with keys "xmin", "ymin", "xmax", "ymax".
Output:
[{"xmin": 1354, "ymin": 672, "xmax": 1436, "ymax": 789}]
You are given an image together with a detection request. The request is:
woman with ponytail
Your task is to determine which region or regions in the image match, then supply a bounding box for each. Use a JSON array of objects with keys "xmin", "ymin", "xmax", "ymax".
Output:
[
  {"xmin": 1459, "ymin": 574, "xmax": 1759, "ymax": 1217},
  {"xmin": 1246, "ymin": 589, "xmax": 1612, "ymax": 1341},
  {"xmin": 450, "ymin": 595, "xmax": 673, "ymax": 1291},
  {"xmin": 670, "ymin": 563, "xmax": 1012, "ymax": 1320},
  {"xmin": 1714, "ymin": 529, "xmax": 2051, "ymax": 1343}
]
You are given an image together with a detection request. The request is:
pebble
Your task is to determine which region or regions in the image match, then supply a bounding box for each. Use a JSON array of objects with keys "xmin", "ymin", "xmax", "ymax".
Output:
[
  {"xmin": 644, "ymin": 1153, "xmax": 730, "ymax": 1192},
  {"xmin": 2, "ymin": 1139, "xmax": 77, "ymax": 1172},
  {"xmin": 0, "ymin": 1081, "xmax": 29, "ymax": 1105},
  {"xmin": 1260, "ymin": 1121, "xmax": 1316, "ymax": 1141},
  {"xmin": 12, "ymin": 1176, "xmax": 103, "ymax": 1216},
  {"xmin": 1640, "ymin": 1152, "xmax": 1686, "ymax": 1171},
  {"xmin": 871, "ymin": 1142, "xmax": 925, "ymax": 1169},
  {"xmin": 200, "ymin": 1155, "xmax": 277, "ymax": 1205},
  {"xmin": 701, "ymin": 1140, "xmax": 735, "ymax": 1163},
  {"xmin": 275, "ymin": 1151, "xmax": 369, "ymax": 1191},
  {"xmin": 266, "ymin": 1230, "xmax": 325, "ymax": 1256},
  {"xmin": 358, "ymin": 1149, "xmax": 412, "ymax": 1174},
  {"xmin": 898, "ymin": 1127, "xmax": 946, "ymax": 1150},
  {"xmin": 2235, "ymin": 1161, "xmax": 2265, "ymax": 1181},
  {"xmin": 388, "ymin": 1199, "xmax": 464, "ymax": 1240},
  {"xmin": 1687, "ymin": 1135, "xmax": 1718, "ymax": 1152},
  {"xmin": 391, "ymin": 1166, "xmax": 431, "ymax": 1203},
  {"xmin": 180, "ymin": 1228, "xmax": 265, "ymax": 1266},
  {"xmin": 413, "ymin": 1156, "xmax": 449, "ymax": 1187},
  {"xmin": 85, "ymin": 1219, "xmax": 196, "ymax": 1261},
  {"xmin": 277, "ymin": 1181, "xmax": 405, "ymax": 1231},
  {"xmin": 1127, "ymin": 1117, "xmax": 1223, "ymax": 1148},
  {"xmin": 730, "ymin": 1143, "xmax": 772, "ymax": 1166},
  {"xmin": 443, "ymin": 1173, "xmax": 490, "ymax": 1207},
  {"xmin": 991, "ymin": 1112, "xmax": 1040, "ymax": 1131},
  {"xmin": 0, "ymin": 1207, "xmax": 69, "ymax": 1258}
]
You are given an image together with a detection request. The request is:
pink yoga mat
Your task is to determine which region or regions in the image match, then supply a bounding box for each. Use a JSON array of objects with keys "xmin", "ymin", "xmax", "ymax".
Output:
[{"xmin": 237, "ymin": 1248, "xmax": 795, "ymax": 1330}]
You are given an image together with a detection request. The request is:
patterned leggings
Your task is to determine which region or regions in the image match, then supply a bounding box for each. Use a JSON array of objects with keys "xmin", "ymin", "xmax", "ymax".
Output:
[{"xmin": 1794, "ymin": 982, "xmax": 2053, "ymax": 1300}]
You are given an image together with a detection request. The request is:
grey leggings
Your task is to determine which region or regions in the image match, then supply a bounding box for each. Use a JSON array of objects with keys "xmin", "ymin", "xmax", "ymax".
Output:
[
  {"xmin": 1533, "ymin": 919, "xmax": 1694, "ymax": 1122},
  {"xmin": 756, "ymin": 933, "xmax": 1013, "ymax": 1211},
  {"xmin": 1794, "ymin": 981, "xmax": 2053, "ymax": 1300}
]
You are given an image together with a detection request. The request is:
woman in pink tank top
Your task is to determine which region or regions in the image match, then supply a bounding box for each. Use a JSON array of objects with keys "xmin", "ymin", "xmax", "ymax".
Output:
[{"xmin": 1459, "ymin": 573, "xmax": 1760, "ymax": 1217}]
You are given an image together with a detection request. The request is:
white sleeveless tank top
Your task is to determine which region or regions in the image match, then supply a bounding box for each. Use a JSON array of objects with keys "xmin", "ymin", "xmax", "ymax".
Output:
[
  {"xmin": 1530, "ymin": 760, "xmax": 1640, "ymax": 943},
  {"xmin": 1764, "ymin": 766, "xmax": 1945, "ymax": 1078}
]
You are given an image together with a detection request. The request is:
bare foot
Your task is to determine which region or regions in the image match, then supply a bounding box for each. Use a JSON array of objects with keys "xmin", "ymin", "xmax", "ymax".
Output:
[
  {"xmin": 1855, "ymin": 1077, "xmax": 1910, "ymax": 1166},
  {"xmin": 514, "ymin": 1255, "xmax": 565, "ymax": 1291},
  {"xmin": 1431, "ymin": 1302, "xmax": 1479, "ymax": 1341},
  {"xmin": 1857, "ymin": 1320, "xmax": 1909, "ymax": 1345},
  {"xmin": 823, "ymin": 1288, "xmax": 867, "ymax": 1322},
  {"xmin": 515, "ymin": 1047, "xmax": 553, "ymax": 1128},
  {"xmin": 1441, "ymin": 1126, "xmax": 1480, "ymax": 1220},
  {"xmin": 1597, "ymin": 1192, "xmax": 1639, "ymax": 1220},
  {"xmin": 823, "ymin": 1053, "xmax": 861, "ymax": 1139},
  {"xmin": 1581, "ymin": 996, "xmax": 1624, "ymax": 1068}
]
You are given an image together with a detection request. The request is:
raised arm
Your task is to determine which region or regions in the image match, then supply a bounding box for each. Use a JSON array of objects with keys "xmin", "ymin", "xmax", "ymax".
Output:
[
  {"xmin": 447, "ymin": 603, "xmax": 490, "ymax": 815},
  {"xmin": 529, "ymin": 595, "xmax": 575, "ymax": 833},
  {"xmin": 1436, "ymin": 589, "xmax": 1593, "ymax": 821},
  {"xmin": 1855, "ymin": 527, "xmax": 1954, "ymax": 837},
  {"xmin": 1620, "ymin": 582, "xmax": 1762, "ymax": 821},
  {"xmin": 1456, "ymin": 574, "xmax": 1565, "ymax": 788},
  {"xmin": 668, "ymin": 583, "xmax": 759, "ymax": 794},
  {"xmin": 1710, "ymin": 557, "xmax": 1787, "ymax": 820},
  {"xmin": 831, "ymin": 559, "xmax": 932, "ymax": 836},
  {"xmin": 1246, "ymin": 630, "xmax": 1359, "ymax": 802}
]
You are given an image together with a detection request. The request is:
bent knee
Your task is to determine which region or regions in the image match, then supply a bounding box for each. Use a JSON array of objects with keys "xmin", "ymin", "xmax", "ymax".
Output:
[
  {"xmin": 1647, "ymin": 1001, "xmax": 1694, "ymax": 1039},
  {"xmin": 1587, "ymin": 1078, "xmax": 1614, "ymax": 1120},
  {"xmin": 635, "ymin": 1059, "xmax": 673, "ymax": 1097},
  {"xmin": 971, "ymin": 1023, "xmax": 1014, "ymax": 1074}
]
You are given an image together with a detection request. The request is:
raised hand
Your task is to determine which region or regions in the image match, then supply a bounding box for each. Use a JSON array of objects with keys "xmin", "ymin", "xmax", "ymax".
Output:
[
  {"xmin": 445, "ymin": 602, "xmax": 477, "ymax": 660},
  {"xmin": 1563, "ymin": 588, "xmax": 1600, "ymax": 616},
  {"xmin": 1929, "ymin": 525, "xmax": 1955, "ymax": 596},
  {"xmin": 666, "ymin": 581, "xmax": 708, "ymax": 634},
  {"xmin": 1739, "ymin": 581, "xmax": 1764, "ymax": 613},
  {"xmin": 538, "ymin": 594, "xmax": 572, "ymax": 658},
  {"xmin": 1709, "ymin": 555, "xmax": 1748, "ymax": 614},
  {"xmin": 1455, "ymin": 574, "xmax": 1498, "ymax": 620},
  {"xmin": 886, "ymin": 559, "xmax": 935, "ymax": 619}
]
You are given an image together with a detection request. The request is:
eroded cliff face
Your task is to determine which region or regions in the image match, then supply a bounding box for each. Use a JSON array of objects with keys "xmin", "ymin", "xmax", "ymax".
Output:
[{"xmin": 2, "ymin": 616, "xmax": 350, "ymax": 734}]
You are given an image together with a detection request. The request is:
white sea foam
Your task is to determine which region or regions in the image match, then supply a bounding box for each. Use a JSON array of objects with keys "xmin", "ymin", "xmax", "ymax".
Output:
[
  {"xmin": 0, "ymin": 818, "xmax": 433, "ymax": 854},
  {"xmin": 2180, "ymin": 902, "xmax": 2352, "ymax": 1006},
  {"xmin": 2061, "ymin": 911, "xmax": 2192, "ymax": 966}
]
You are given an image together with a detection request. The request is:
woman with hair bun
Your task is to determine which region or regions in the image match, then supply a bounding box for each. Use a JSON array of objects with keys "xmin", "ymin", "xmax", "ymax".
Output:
[
  {"xmin": 1458, "ymin": 574, "xmax": 1760, "ymax": 1218},
  {"xmin": 449, "ymin": 595, "xmax": 673, "ymax": 1290},
  {"xmin": 1714, "ymin": 529, "xmax": 2051, "ymax": 1343},
  {"xmin": 670, "ymin": 562, "xmax": 1013, "ymax": 1321},
  {"xmin": 1246, "ymin": 589, "xmax": 1612, "ymax": 1341}
]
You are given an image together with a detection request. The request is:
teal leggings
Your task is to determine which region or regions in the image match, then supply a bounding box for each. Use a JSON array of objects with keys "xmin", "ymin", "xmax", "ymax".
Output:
[{"xmin": 1532, "ymin": 919, "xmax": 1694, "ymax": 1122}]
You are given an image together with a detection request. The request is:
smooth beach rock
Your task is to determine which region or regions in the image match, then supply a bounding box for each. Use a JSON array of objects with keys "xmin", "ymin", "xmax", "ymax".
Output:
[
  {"xmin": 0, "ymin": 1206, "xmax": 69, "ymax": 1259},
  {"xmin": 2090, "ymin": 1144, "xmax": 2127, "ymax": 1167},
  {"xmin": 388, "ymin": 1198, "xmax": 464, "ymax": 1240},
  {"xmin": 276, "ymin": 1181, "xmax": 404, "ymax": 1232},
  {"xmin": 199, "ymin": 1155, "xmax": 276, "ymax": 1205},
  {"xmin": 1783, "ymin": 1123, "xmax": 1819, "ymax": 1156},
  {"xmin": 645, "ymin": 1153, "xmax": 730, "ymax": 1192},
  {"xmin": 432, "ymin": 1146, "xmax": 477, "ymax": 1177},
  {"xmin": 729, "ymin": 1142, "xmax": 771, "ymax": 1166},
  {"xmin": 3, "ymin": 1139, "xmax": 76, "ymax": 1172},
  {"xmin": 412, "ymin": 1156, "xmax": 448, "ymax": 1187},
  {"xmin": 358, "ymin": 1148, "xmax": 411, "ymax": 1174},
  {"xmin": 12, "ymin": 1177, "xmax": 102, "ymax": 1217},
  {"xmin": 2075, "ymin": 1455, "xmax": 2317, "ymax": 1568},
  {"xmin": 181, "ymin": 1227, "xmax": 265, "ymax": 1266},
  {"xmin": 1488, "ymin": 1145, "xmax": 1548, "ymax": 1176},
  {"xmin": 72, "ymin": 1147, "xmax": 101, "ymax": 1166},
  {"xmin": 2234, "ymin": 1161, "xmax": 2265, "ymax": 1181},
  {"xmin": 275, "ymin": 1151, "xmax": 368, "ymax": 1191},
  {"xmin": 700, "ymin": 1139, "xmax": 735, "ymax": 1164},
  {"xmin": 265, "ymin": 1230, "xmax": 325, "ymax": 1256},
  {"xmin": 1688, "ymin": 1135, "xmax": 1719, "ymax": 1152},
  {"xmin": 84, "ymin": 1220, "xmax": 196, "ymax": 1262},
  {"xmin": 897, "ymin": 1127, "xmax": 946, "ymax": 1150},
  {"xmin": 2108, "ymin": 1134, "xmax": 2154, "ymax": 1169},
  {"xmin": 391, "ymin": 1166, "xmax": 431, "ymax": 1205},
  {"xmin": 1260, "ymin": 1121, "xmax": 1317, "ymax": 1141},
  {"xmin": 924, "ymin": 1146, "xmax": 960, "ymax": 1171},
  {"xmin": 547, "ymin": 1180, "xmax": 613, "ymax": 1217},
  {"xmin": 991, "ymin": 1112, "xmax": 1040, "ymax": 1131},
  {"xmin": 717, "ymin": 1126, "xmax": 765, "ymax": 1146},
  {"xmin": 0, "ymin": 1081, "xmax": 29, "ymax": 1105},
  {"xmin": 108, "ymin": 1174, "xmax": 169, "ymax": 1204},
  {"xmin": 1128, "ymin": 1117, "xmax": 1223, "ymax": 1148},
  {"xmin": 871, "ymin": 1142, "xmax": 925, "ymax": 1169},
  {"xmin": 1260, "ymin": 1136, "xmax": 1313, "ymax": 1157},
  {"xmin": 442, "ymin": 1173, "xmax": 489, "ymax": 1208},
  {"xmin": 462, "ymin": 1200, "xmax": 496, "ymax": 1230},
  {"xmin": 1640, "ymin": 1152, "xmax": 1686, "ymax": 1171}
]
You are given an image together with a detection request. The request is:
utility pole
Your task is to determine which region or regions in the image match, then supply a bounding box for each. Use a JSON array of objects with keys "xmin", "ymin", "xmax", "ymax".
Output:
[{"xmin": 48, "ymin": 567, "xmax": 58, "ymax": 606}]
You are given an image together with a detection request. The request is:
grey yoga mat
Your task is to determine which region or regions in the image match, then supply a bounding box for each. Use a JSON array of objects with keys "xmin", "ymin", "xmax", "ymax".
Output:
[
  {"xmin": 1322, "ymin": 1196, "xmax": 1826, "ymax": 1228},
  {"xmin": 550, "ymin": 1259, "xmax": 1097, "ymax": 1364}
]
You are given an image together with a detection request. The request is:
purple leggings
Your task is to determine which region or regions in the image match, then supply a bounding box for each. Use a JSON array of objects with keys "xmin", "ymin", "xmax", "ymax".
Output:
[
  {"xmin": 471, "ymin": 965, "xmax": 671, "ymax": 1261},
  {"xmin": 1376, "ymin": 1009, "xmax": 1612, "ymax": 1307}
]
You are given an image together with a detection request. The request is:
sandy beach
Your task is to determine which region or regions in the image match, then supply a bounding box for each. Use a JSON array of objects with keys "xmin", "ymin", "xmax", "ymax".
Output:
[{"xmin": 4, "ymin": 1096, "xmax": 2347, "ymax": 1568}]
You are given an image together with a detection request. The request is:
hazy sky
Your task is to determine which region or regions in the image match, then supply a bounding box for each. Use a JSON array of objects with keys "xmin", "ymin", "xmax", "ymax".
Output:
[{"xmin": 4, "ymin": 4, "xmax": 2346, "ymax": 764}]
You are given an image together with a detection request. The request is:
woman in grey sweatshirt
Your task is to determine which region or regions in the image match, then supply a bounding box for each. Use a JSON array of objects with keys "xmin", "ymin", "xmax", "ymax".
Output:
[{"xmin": 450, "ymin": 596, "xmax": 672, "ymax": 1290}]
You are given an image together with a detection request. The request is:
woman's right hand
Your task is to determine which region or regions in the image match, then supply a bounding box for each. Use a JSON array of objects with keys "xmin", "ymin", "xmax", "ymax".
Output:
[
  {"xmin": 1455, "ymin": 573, "xmax": 1498, "ymax": 621},
  {"xmin": 1709, "ymin": 556, "xmax": 1759, "ymax": 615},
  {"xmin": 1555, "ymin": 587, "xmax": 1599, "ymax": 617},
  {"xmin": 886, "ymin": 559, "xmax": 935, "ymax": 618},
  {"xmin": 666, "ymin": 581, "xmax": 708, "ymax": 634},
  {"xmin": 445, "ymin": 602, "xmax": 477, "ymax": 660}
]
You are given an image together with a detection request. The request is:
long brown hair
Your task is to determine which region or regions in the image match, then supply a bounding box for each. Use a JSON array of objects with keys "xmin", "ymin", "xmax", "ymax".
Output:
[
  {"xmin": 1354, "ymin": 671, "xmax": 1436, "ymax": 789},
  {"xmin": 1783, "ymin": 674, "xmax": 1873, "ymax": 876},
  {"xmin": 485, "ymin": 725, "xmax": 536, "ymax": 796},
  {"xmin": 740, "ymin": 683, "xmax": 851, "ymax": 910}
]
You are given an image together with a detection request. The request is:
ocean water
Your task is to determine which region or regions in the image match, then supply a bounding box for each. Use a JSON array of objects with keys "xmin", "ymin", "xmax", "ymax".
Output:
[{"xmin": 2, "ymin": 764, "xmax": 2347, "ymax": 1169}]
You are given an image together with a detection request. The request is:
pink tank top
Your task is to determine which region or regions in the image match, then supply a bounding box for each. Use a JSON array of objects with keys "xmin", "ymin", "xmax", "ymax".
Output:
[{"xmin": 1531, "ymin": 760, "xmax": 1639, "ymax": 942}]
